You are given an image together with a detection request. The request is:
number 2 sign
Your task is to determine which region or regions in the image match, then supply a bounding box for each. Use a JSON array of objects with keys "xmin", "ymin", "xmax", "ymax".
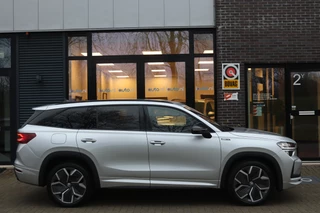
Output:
[{"xmin": 293, "ymin": 73, "xmax": 304, "ymax": 86}]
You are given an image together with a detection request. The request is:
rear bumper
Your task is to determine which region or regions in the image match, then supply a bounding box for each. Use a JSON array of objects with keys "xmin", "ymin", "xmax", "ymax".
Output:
[{"xmin": 14, "ymin": 163, "xmax": 39, "ymax": 186}]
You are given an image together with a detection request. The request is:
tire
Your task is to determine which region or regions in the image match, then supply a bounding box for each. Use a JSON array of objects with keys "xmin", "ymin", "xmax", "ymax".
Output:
[
  {"xmin": 227, "ymin": 161, "xmax": 274, "ymax": 206},
  {"xmin": 46, "ymin": 162, "xmax": 93, "ymax": 207}
]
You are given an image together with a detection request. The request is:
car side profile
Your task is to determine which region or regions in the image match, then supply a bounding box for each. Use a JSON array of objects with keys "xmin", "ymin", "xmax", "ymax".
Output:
[{"xmin": 14, "ymin": 100, "xmax": 302, "ymax": 207}]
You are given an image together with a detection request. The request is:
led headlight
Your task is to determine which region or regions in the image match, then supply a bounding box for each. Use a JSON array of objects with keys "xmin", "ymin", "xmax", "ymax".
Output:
[{"xmin": 277, "ymin": 142, "xmax": 297, "ymax": 150}]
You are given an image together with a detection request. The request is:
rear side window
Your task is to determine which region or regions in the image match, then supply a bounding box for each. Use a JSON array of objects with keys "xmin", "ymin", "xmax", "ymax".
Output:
[
  {"xmin": 28, "ymin": 107, "xmax": 96, "ymax": 129},
  {"xmin": 96, "ymin": 105, "xmax": 140, "ymax": 131}
]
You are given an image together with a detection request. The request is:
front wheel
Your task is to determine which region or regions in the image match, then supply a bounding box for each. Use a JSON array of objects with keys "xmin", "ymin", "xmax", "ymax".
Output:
[
  {"xmin": 227, "ymin": 161, "xmax": 274, "ymax": 206},
  {"xmin": 46, "ymin": 163, "xmax": 93, "ymax": 207}
]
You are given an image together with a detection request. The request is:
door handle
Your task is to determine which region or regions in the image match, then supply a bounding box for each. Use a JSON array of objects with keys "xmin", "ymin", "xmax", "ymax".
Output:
[
  {"xmin": 81, "ymin": 138, "xmax": 97, "ymax": 143},
  {"xmin": 150, "ymin": 140, "xmax": 166, "ymax": 146}
]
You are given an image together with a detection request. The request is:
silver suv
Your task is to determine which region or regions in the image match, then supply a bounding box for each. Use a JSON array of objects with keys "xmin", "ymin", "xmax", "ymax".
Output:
[{"xmin": 15, "ymin": 100, "xmax": 302, "ymax": 207}]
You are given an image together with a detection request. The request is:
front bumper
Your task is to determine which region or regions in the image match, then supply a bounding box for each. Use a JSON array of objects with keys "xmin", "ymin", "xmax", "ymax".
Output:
[{"xmin": 283, "ymin": 157, "xmax": 302, "ymax": 189}]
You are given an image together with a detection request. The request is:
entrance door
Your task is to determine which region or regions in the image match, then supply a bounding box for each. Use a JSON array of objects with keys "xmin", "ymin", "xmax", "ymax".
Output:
[
  {"xmin": 96, "ymin": 62, "xmax": 138, "ymax": 100},
  {"xmin": 290, "ymin": 71, "xmax": 320, "ymax": 159}
]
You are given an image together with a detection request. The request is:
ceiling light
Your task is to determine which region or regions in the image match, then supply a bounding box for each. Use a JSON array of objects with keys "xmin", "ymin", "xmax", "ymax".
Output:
[
  {"xmin": 116, "ymin": 75, "xmax": 129, "ymax": 78},
  {"xmin": 248, "ymin": 68, "xmax": 252, "ymax": 71},
  {"xmin": 108, "ymin": 70, "xmax": 123, "ymax": 73},
  {"xmin": 198, "ymin": 61, "xmax": 214, "ymax": 64},
  {"xmin": 154, "ymin": 75, "xmax": 167, "ymax": 78},
  {"xmin": 195, "ymin": 69, "xmax": 209, "ymax": 71},
  {"xmin": 97, "ymin": 63, "xmax": 114, "ymax": 66},
  {"xmin": 142, "ymin": 51, "xmax": 162, "ymax": 55},
  {"xmin": 81, "ymin": 52, "xmax": 102, "ymax": 56},
  {"xmin": 151, "ymin": 69, "xmax": 166, "ymax": 72},
  {"xmin": 148, "ymin": 62, "xmax": 165, "ymax": 65},
  {"xmin": 203, "ymin": 50, "xmax": 214, "ymax": 54}
]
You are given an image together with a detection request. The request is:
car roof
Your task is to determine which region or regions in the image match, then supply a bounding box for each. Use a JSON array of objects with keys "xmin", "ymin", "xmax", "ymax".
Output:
[{"xmin": 32, "ymin": 99, "xmax": 185, "ymax": 110}]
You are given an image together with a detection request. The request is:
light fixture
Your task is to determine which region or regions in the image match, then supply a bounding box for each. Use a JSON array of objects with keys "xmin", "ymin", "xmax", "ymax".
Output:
[
  {"xmin": 248, "ymin": 68, "xmax": 252, "ymax": 71},
  {"xmin": 148, "ymin": 62, "xmax": 165, "ymax": 65},
  {"xmin": 198, "ymin": 61, "xmax": 214, "ymax": 64},
  {"xmin": 151, "ymin": 69, "xmax": 166, "ymax": 72},
  {"xmin": 195, "ymin": 69, "xmax": 209, "ymax": 72},
  {"xmin": 108, "ymin": 70, "xmax": 123, "ymax": 73},
  {"xmin": 142, "ymin": 51, "xmax": 162, "ymax": 55},
  {"xmin": 203, "ymin": 50, "xmax": 214, "ymax": 54},
  {"xmin": 154, "ymin": 75, "xmax": 167, "ymax": 78},
  {"xmin": 81, "ymin": 52, "xmax": 102, "ymax": 56},
  {"xmin": 97, "ymin": 63, "xmax": 114, "ymax": 66},
  {"xmin": 116, "ymin": 75, "xmax": 129, "ymax": 78}
]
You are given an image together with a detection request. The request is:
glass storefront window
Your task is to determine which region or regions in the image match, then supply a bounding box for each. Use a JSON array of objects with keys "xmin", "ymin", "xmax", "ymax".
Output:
[
  {"xmin": 248, "ymin": 68, "xmax": 286, "ymax": 135},
  {"xmin": 145, "ymin": 62, "xmax": 186, "ymax": 102},
  {"xmin": 96, "ymin": 63, "xmax": 137, "ymax": 100},
  {"xmin": 194, "ymin": 57, "xmax": 214, "ymax": 120},
  {"xmin": 92, "ymin": 31, "xmax": 189, "ymax": 56},
  {"xmin": 68, "ymin": 37, "xmax": 87, "ymax": 56},
  {"xmin": 0, "ymin": 76, "xmax": 10, "ymax": 162},
  {"xmin": 69, "ymin": 60, "xmax": 88, "ymax": 101},
  {"xmin": 0, "ymin": 38, "xmax": 11, "ymax": 68},
  {"xmin": 194, "ymin": 34, "xmax": 214, "ymax": 54}
]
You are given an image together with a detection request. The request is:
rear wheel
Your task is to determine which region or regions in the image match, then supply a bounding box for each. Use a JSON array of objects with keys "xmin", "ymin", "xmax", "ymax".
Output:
[
  {"xmin": 46, "ymin": 162, "xmax": 93, "ymax": 207},
  {"xmin": 227, "ymin": 161, "xmax": 273, "ymax": 205}
]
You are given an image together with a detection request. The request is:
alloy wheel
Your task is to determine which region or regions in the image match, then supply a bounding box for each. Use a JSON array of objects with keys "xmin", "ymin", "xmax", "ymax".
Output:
[
  {"xmin": 233, "ymin": 166, "xmax": 270, "ymax": 203},
  {"xmin": 50, "ymin": 168, "xmax": 87, "ymax": 204}
]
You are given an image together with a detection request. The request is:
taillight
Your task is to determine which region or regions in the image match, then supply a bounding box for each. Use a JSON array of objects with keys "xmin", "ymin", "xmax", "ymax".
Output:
[{"xmin": 17, "ymin": 133, "xmax": 36, "ymax": 144}]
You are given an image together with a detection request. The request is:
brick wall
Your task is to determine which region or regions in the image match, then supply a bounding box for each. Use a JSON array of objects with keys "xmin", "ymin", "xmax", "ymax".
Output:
[{"xmin": 215, "ymin": 0, "xmax": 320, "ymax": 126}]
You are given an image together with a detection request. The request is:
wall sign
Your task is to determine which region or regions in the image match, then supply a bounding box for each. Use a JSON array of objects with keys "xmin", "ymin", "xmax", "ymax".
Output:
[
  {"xmin": 222, "ymin": 63, "xmax": 240, "ymax": 90},
  {"xmin": 224, "ymin": 92, "xmax": 238, "ymax": 101}
]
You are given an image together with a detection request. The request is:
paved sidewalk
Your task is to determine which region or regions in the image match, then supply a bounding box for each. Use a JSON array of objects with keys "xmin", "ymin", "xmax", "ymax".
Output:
[{"xmin": 0, "ymin": 165, "xmax": 320, "ymax": 213}]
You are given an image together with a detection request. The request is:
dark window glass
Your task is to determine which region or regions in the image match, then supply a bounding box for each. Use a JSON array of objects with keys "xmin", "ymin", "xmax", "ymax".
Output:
[
  {"xmin": 147, "ymin": 106, "xmax": 202, "ymax": 133},
  {"xmin": 92, "ymin": 31, "xmax": 189, "ymax": 55},
  {"xmin": 0, "ymin": 38, "xmax": 11, "ymax": 68},
  {"xmin": 29, "ymin": 107, "xmax": 96, "ymax": 129},
  {"xmin": 96, "ymin": 106, "xmax": 140, "ymax": 131}
]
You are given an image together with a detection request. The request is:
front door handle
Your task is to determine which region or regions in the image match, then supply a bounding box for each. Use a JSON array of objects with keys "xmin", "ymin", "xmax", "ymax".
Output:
[
  {"xmin": 150, "ymin": 140, "xmax": 166, "ymax": 146},
  {"xmin": 81, "ymin": 138, "xmax": 97, "ymax": 143}
]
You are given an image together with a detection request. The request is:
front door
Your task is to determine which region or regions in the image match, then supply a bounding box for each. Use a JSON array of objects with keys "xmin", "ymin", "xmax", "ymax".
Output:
[
  {"xmin": 145, "ymin": 105, "xmax": 221, "ymax": 187},
  {"xmin": 290, "ymin": 71, "xmax": 320, "ymax": 159}
]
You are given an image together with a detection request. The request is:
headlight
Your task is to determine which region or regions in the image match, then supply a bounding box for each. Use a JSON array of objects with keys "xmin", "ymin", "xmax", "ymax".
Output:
[
  {"xmin": 277, "ymin": 142, "xmax": 297, "ymax": 150},
  {"xmin": 277, "ymin": 142, "xmax": 297, "ymax": 156}
]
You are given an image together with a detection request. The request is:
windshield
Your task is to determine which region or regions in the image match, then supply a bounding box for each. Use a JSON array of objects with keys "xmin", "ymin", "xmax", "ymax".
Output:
[{"xmin": 184, "ymin": 105, "xmax": 234, "ymax": 132}]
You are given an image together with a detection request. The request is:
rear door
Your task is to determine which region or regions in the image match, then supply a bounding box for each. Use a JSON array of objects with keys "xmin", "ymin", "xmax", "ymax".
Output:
[{"xmin": 76, "ymin": 105, "xmax": 150, "ymax": 187}]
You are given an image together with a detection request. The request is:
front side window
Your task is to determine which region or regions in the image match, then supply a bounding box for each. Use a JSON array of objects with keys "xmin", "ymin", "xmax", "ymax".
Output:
[
  {"xmin": 147, "ymin": 106, "xmax": 202, "ymax": 133},
  {"xmin": 96, "ymin": 105, "xmax": 140, "ymax": 131}
]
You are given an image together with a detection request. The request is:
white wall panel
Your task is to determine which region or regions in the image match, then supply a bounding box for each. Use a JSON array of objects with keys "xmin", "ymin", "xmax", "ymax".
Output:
[
  {"xmin": 39, "ymin": 0, "xmax": 63, "ymax": 30},
  {"xmin": 89, "ymin": 0, "xmax": 113, "ymax": 28},
  {"xmin": 0, "ymin": 0, "xmax": 13, "ymax": 31},
  {"xmin": 164, "ymin": 0, "xmax": 190, "ymax": 27},
  {"xmin": 14, "ymin": 0, "xmax": 38, "ymax": 31},
  {"xmin": 64, "ymin": 0, "xmax": 88, "ymax": 29},
  {"xmin": 114, "ymin": 0, "xmax": 139, "ymax": 28},
  {"xmin": 139, "ymin": 0, "xmax": 164, "ymax": 27},
  {"xmin": 190, "ymin": 0, "xmax": 214, "ymax": 26}
]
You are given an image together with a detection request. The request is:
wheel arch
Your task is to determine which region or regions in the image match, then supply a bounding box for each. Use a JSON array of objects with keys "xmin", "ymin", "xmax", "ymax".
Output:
[
  {"xmin": 220, "ymin": 152, "xmax": 283, "ymax": 191},
  {"xmin": 38, "ymin": 151, "xmax": 100, "ymax": 188}
]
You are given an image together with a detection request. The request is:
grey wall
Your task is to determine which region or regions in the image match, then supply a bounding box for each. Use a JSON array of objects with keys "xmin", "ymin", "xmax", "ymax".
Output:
[{"xmin": 0, "ymin": 0, "xmax": 215, "ymax": 33}]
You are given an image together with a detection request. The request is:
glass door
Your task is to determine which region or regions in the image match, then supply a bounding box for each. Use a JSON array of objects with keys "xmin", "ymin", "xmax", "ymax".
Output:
[
  {"xmin": 290, "ymin": 71, "xmax": 320, "ymax": 159},
  {"xmin": 96, "ymin": 62, "xmax": 137, "ymax": 100},
  {"xmin": 0, "ymin": 76, "xmax": 10, "ymax": 163},
  {"xmin": 145, "ymin": 61, "xmax": 186, "ymax": 102}
]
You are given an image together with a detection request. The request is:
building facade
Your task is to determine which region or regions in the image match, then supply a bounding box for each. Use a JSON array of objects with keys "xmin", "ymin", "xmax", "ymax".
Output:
[{"xmin": 0, "ymin": 0, "xmax": 319, "ymax": 164}]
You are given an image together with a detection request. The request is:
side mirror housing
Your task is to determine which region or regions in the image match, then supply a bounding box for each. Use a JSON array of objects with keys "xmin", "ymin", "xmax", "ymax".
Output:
[{"xmin": 191, "ymin": 125, "xmax": 212, "ymax": 139}]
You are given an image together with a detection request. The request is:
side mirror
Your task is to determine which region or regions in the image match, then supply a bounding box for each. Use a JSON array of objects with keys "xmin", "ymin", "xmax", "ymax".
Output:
[{"xmin": 191, "ymin": 125, "xmax": 212, "ymax": 139}]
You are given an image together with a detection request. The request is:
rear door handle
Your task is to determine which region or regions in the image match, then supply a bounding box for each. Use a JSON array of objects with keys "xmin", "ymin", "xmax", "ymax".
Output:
[
  {"xmin": 150, "ymin": 140, "xmax": 166, "ymax": 146},
  {"xmin": 81, "ymin": 138, "xmax": 97, "ymax": 143}
]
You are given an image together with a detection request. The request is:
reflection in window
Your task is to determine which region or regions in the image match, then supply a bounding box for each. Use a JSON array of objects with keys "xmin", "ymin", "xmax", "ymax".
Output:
[
  {"xmin": 68, "ymin": 37, "xmax": 87, "ymax": 56},
  {"xmin": 147, "ymin": 106, "xmax": 199, "ymax": 133},
  {"xmin": 69, "ymin": 60, "xmax": 87, "ymax": 101},
  {"xmin": 96, "ymin": 106, "xmax": 140, "ymax": 131},
  {"xmin": 92, "ymin": 31, "xmax": 189, "ymax": 55},
  {"xmin": 145, "ymin": 62, "xmax": 185, "ymax": 102},
  {"xmin": 194, "ymin": 58, "xmax": 214, "ymax": 120},
  {"xmin": 0, "ymin": 38, "xmax": 11, "ymax": 68},
  {"xmin": 248, "ymin": 68, "xmax": 285, "ymax": 135},
  {"xmin": 0, "ymin": 76, "xmax": 10, "ymax": 162},
  {"xmin": 194, "ymin": 34, "xmax": 214, "ymax": 54},
  {"xmin": 96, "ymin": 63, "xmax": 137, "ymax": 100}
]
